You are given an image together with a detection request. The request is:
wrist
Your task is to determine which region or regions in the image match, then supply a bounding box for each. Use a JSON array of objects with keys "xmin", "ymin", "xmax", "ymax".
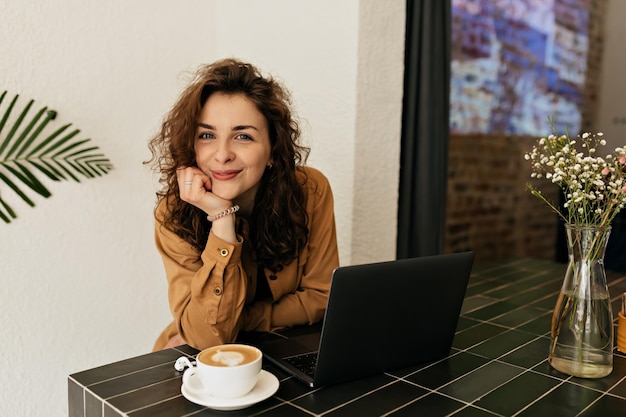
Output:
[{"xmin": 207, "ymin": 205, "xmax": 240, "ymax": 222}]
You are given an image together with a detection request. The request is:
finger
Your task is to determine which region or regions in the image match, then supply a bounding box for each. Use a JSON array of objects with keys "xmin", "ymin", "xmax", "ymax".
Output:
[
  {"xmin": 195, "ymin": 172, "xmax": 212, "ymax": 191},
  {"xmin": 184, "ymin": 168, "xmax": 211, "ymax": 190},
  {"xmin": 176, "ymin": 166, "xmax": 190, "ymax": 182},
  {"xmin": 176, "ymin": 167, "xmax": 195, "ymax": 187},
  {"xmin": 188, "ymin": 166, "xmax": 205, "ymax": 175}
]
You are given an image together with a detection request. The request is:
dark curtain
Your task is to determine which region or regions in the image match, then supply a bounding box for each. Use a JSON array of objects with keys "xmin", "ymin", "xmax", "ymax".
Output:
[{"xmin": 396, "ymin": 0, "xmax": 451, "ymax": 259}]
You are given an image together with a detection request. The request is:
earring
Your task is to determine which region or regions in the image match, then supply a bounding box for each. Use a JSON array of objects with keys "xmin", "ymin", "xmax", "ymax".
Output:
[{"xmin": 267, "ymin": 163, "xmax": 273, "ymax": 169}]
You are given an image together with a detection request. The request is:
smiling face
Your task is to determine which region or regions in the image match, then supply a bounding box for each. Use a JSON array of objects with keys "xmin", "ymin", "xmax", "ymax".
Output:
[{"xmin": 194, "ymin": 92, "xmax": 272, "ymax": 206}]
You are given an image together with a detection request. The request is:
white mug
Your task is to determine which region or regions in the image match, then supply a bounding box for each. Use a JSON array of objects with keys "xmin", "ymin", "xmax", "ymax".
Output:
[{"xmin": 182, "ymin": 344, "xmax": 262, "ymax": 399}]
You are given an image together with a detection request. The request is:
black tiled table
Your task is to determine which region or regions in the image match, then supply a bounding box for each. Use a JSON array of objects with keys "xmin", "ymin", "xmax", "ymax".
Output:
[{"xmin": 68, "ymin": 258, "xmax": 626, "ymax": 416}]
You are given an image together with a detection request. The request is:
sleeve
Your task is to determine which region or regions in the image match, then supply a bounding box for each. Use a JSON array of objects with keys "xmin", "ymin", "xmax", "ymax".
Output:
[
  {"xmin": 154, "ymin": 203, "xmax": 249, "ymax": 350},
  {"xmin": 240, "ymin": 168, "xmax": 340, "ymax": 331}
]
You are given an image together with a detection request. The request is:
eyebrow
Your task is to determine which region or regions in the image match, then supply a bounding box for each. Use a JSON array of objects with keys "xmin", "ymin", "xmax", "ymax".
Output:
[{"xmin": 197, "ymin": 123, "xmax": 259, "ymax": 131}]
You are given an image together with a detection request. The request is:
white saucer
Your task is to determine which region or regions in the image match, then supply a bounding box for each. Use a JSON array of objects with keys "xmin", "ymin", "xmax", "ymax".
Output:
[{"xmin": 181, "ymin": 370, "xmax": 279, "ymax": 411}]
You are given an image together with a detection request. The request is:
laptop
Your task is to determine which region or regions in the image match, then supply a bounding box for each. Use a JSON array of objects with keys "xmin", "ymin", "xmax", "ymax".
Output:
[{"xmin": 238, "ymin": 251, "xmax": 474, "ymax": 387}]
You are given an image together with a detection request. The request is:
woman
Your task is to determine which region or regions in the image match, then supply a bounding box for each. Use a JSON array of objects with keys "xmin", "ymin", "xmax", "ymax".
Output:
[{"xmin": 147, "ymin": 59, "xmax": 340, "ymax": 350}]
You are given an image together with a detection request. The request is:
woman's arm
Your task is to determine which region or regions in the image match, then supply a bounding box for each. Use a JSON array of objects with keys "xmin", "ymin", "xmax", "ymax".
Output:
[{"xmin": 155, "ymin": 205, "xmax": 249, "ymax": 349}]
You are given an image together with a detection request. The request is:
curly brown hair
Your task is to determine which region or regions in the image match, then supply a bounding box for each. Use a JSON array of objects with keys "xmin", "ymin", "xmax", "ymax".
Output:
[{"xmin": 146, "ymin": 59, "xmax": 310, "ymax": 272}]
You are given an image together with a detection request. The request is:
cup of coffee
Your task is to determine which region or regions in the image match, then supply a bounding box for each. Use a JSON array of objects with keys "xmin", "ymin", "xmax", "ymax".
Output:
[{"xmin": 182, "ymin": 344, "xmax": 262, "ymax": 399}]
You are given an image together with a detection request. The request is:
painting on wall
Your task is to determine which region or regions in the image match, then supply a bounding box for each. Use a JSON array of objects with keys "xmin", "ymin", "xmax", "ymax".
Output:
[{"xmin": 450, "ymin": 0, "xmax": 591, "ymax": 136}]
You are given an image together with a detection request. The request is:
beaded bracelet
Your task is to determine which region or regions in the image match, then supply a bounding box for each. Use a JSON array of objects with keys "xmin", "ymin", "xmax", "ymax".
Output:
[{"xmin": 207, "ymin": 205, "xmax": 240, "ymax": 222}]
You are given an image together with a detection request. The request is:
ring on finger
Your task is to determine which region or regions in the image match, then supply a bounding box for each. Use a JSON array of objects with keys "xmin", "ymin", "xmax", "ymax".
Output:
[{"xmin": 183, "ymin": 181, "xmax": 193, "ymax": 185}]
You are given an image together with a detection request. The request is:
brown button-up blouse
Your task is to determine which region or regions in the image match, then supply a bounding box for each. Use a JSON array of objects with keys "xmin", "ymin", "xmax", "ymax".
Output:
[{"xmin": 153, "ymin": 166, "xmax": 340, "ymax": 350}]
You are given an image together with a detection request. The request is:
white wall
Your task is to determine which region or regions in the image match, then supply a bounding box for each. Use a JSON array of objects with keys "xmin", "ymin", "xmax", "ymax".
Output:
[
  {"xmin": 353, "ymin": 1, "xmax": 406, "ymax": 261},
  {"xmin": 0, "ymin": 1, "xmax": 405, "ymax": 416},
  {"xmin": 596, "ymin": 0, "xmax": 626, "ymax": 151}
]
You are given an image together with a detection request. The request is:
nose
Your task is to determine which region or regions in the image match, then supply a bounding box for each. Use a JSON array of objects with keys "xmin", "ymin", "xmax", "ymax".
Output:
[{"xmin": 214, "ymin": 139, "xmax": 234, "ymax": 163}]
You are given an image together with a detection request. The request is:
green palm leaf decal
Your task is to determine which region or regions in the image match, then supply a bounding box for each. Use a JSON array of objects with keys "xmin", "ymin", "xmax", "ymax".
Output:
[{"xmin": 0, "ymin": 91, "xmax": 114, "ymax": 223}]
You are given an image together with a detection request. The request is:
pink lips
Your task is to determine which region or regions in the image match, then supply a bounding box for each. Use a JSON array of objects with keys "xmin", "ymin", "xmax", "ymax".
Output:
[{"xmin": 211, "ymin": 170, "xmax": 240, "ymax": 181}]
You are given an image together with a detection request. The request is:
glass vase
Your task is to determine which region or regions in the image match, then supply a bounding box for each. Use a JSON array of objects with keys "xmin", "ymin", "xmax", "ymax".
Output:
[{"xmin": 549, "ymin": 224, "xmax": 614, "ymax": 378}]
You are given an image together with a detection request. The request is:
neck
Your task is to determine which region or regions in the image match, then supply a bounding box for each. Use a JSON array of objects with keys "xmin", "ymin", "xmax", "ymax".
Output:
[{"xmin": 234, "ymin": 183, "xmax": 260, "ymax": 218}]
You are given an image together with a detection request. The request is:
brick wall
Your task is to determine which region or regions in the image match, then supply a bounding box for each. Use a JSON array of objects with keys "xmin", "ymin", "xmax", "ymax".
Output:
[
  {"xmin": 444, "ymin": 134, "xmax": 560, "ymax": 261},
  {"xmin": 443, "ymin": 0, "xmax": 607, "ymax": 262}
]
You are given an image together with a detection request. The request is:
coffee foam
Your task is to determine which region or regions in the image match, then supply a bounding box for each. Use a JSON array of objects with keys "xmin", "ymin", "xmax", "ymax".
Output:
[
  {"xmin": 199, "ymin": 345, "xmax": 259, "ymax": 367},
  {"xmin": 211, "ymin": 350, "xmax": 244, "ymax": 367}
]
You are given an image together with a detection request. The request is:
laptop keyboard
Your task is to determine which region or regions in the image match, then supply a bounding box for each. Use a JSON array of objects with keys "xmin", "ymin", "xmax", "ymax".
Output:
[{"xmin": 284, "ymin": 352, "xmax": 318, "ymax": 377}]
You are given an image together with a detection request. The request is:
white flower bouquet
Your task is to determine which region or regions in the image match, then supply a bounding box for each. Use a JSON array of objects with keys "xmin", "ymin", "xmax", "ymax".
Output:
[
  {"xmin": 525, "ymin": 122, "xmax": 626, "ymax": 229},
  {"xmin": 525, "ymin": 120, "xmax": 624, "ymax": 378}
]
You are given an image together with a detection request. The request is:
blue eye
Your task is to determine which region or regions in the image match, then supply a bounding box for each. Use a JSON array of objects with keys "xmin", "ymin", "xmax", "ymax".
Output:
[
  {"xmin": 235, "ymin": 133, "xmax": 252, "ymax": 141},
  {"xmin": 198, "ymin": 132, "xmax": 214, "ymax": 140}
]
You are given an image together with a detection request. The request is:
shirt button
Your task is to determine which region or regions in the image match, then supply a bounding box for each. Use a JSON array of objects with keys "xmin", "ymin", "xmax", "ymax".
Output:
[
  {"xmin": 219, "ymin": 248, "xmax": 229, "ymax": 257},
  {"xmin": 214, "ymin": 287, "xmax": 222, "ymax": 296},
  {"xmin": 269, "ymin": 274, "xmax": 277, "ymax": 281}
]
